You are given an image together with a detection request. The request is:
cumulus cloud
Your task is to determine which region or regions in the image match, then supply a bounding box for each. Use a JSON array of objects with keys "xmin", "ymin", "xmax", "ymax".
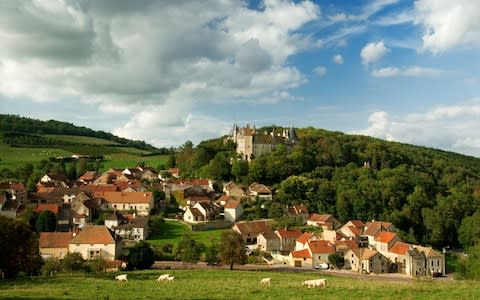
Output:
[
  {"xmin": 354, "ymin": 99, "xmax": 480, "ymax": 157},
  {"xmin": 371, "ymin": 66, "xmax": 446, "ymax": 77},
  {"xmin": 0, "ymin": 0, "xmax": 320, "ymax": 147},
  {"xmin": 313, "ymin": 66, "xmax": 327, "ymax": 76},
  {"xmin": 333, "ymin": 54, "xmax": 344, "ymax": 64},
  {"xmin": 360, "ymin": 41, "xmax": 389, "ymax": 65},
  {"xmin": 414, "ymin": 0, "xmax": 480, "ymax": 53}
]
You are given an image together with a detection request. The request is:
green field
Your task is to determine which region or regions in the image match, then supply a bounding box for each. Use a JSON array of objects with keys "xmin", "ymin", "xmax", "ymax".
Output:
[
  {"xmin": 148, "ymin": 219, "xmax": 228, "ymax": 247},
  {"xmin": 0, "ymin": 142, "xmax": 72, "ymax": 170},
  {"xmin": 100, "ymin": 153, "xmax": 168, "ymax": 171},
  {"xmin": 0, "ymin": 269, "xmax": 477, "ymax": 299},
  {"xmin": 41, "ymin": 134, "xmax": 121, "ymax": 146}
]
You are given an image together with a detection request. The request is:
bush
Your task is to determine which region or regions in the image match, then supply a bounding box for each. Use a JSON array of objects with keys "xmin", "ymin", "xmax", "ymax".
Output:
[
  {"xmin": 128, "ymin": 241, "xmax": 155, "ymax": 270},
  {"xmin": 84, "ymin": 258, "xmax": 107, "ymax": 273},
  {"xmin": 41, "ymin": 257, "xmax": 61, "ymax": 277},
  {"xmin": 61, "ymin": 252, "xmax": 85, "ymax": 272}
]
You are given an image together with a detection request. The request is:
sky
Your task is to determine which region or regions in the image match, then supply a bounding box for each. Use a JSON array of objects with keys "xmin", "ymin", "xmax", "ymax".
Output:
[{"xmin": 0, "ymin": 0, "xmax": 480, "ymax": 156}]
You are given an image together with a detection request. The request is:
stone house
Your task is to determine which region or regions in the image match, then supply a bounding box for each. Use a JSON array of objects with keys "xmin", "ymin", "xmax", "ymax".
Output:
[
  {"xmin": 39, "ymin": 232, "xmax": 73, "ymax": 259},
  {"xmin": 69, "ymin": 226, "xmax": 122, "ymax": 261},
  {"xmin": 224, "ymin": 199, "xmax": 244, "ymax": 222},
  {"xmin": 307, "ymin": 213, "xmax": 341, "ymax": 230},
  {"xmin": 257, "ymin": 231, "xmax": 281, "ymax": 252}
]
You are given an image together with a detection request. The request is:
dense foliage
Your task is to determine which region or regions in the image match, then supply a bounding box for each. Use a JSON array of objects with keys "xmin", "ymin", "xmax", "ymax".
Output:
[
  {"xmin": 0, "ymin": 114, "xmax": 161, "ymax": 152},
  {"xmin": 35, "ymin": 210, "xmax": 57, "ymax": 232},
  {"xmin": 128, "ymin": 241, "xmax": 155, "ymax": 270},
  {"xmin": 0, "ymin": 216, "xmax": 42, "ymax": 277},
  {"xmin": 220, "ymin": 230, "xmax": 247, "ymax": 270}
]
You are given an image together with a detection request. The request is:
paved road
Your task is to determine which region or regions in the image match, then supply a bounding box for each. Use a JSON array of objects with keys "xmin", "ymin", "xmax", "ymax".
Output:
[{"xmin": 152, "ymin": 261, "xmax": 454, "ymax": 283}]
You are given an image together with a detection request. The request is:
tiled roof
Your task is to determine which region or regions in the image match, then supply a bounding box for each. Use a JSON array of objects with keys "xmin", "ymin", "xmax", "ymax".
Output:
[
  {"xmin": 79, "ymin": 171, "xmax": 98, "ymax": 181},
  {"xmin": 70, "ymin": 226, "xmax": 117, "ymax": 244},
  {"xmin": 189, "ymin": 207, "xmax": 204, "ymax": 218},
  {"xmin": 364, "ymin": 221, "xmax": 394, "ymax": 237},
  {"xmin": 39, "ymin": 232, "xmax": 73, "ymax": 248},
  {"xmin": 335, "ymin": 240, "xmax": 358, "ymax": 251},
  {"xmin": 308, "ymin": 213, "xmax": 333, "ymax": 223},
  {"xmin": 308, "ymin": 240, "xmax": 335, "ymax": 254},
  {"xmin": 259, "ymin": 231, "xmax": 280, "ymax": 240},
  {"xmin": 291, "ymin": 248, "xmax": 312, "ymax": 258},
  {"xmin": 347, "ymin": 226, "xmax": 361, "ymax": 236},
  {"xmin": 225, "ymin": 199, "xmax": 241, "ymax": 209},
  {"xmin": 218, "ymin": 195, "xmax": 233, "ymax": 203},
  {"xmin": 390, "ymin": 241, "xmax": 411, "ymax": 255},
  {"xmin": 349, "ymin": 220, "xmax": 365, "ymax": 228},
  {"xmin": 276, "ymin": 229, "xmax": 303, "ymax": 239},
  {"xmin": 248, "ymin": 182, "xmax": 271, "ymax": 194},
  {"xmin": 360, "ymin": 248, "xmax": 379, "ymax": 260},
  {"xmin": 296, "ymin": 232, "xmax": 314, "ymax": 244},
  {"xmin": 234, "ymin": 220, "xmax": 270, "ymax": 235},
  {"xmin": 101, "ymin": 192, "xmax": 152, "ymax": 204},
  {"xmin": 35, "ymin": 203, "xmax": 60, "ymax": 215},
  {"xmin": 374, "ymin": 231, "xmax": 398, "ymax": 244}
]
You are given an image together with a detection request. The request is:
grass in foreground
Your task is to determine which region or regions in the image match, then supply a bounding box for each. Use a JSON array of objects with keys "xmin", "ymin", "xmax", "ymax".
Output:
[{"xmin": 0, "ymin": 269, "xmax": 478, "ymax": 300}]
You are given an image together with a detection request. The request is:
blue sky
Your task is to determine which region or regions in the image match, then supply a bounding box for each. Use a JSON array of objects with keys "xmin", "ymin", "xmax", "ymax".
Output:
[{"xmin": 1, "ymin": 0, "xmax": 480, "ymax": 156}]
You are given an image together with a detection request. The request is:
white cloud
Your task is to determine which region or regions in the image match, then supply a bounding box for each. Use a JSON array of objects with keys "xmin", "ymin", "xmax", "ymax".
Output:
[
  {"xmin": 371, "ymin": 66, "xmax": 446, "ymax": 77},
  {"xmin": 354, "ymin": 99, "xmax": 480, "ymax": 157},
  {"xmin": 360, "ymin": 41, "xmax": 389, "ymax": 65},
  {"xmin": 0, "ymin": 0, "xmax": 320, "ymax": 147},
  {"xmin": 414, "ymin": 0, "xmax": 480, "ymax": 53},
  {"xmin": 333, "ymin": 54, "xmax": 344, "ymax": 64},
  {"xmin": 313, "ymin": 66, "xmax": 327, "ymax": 76}
]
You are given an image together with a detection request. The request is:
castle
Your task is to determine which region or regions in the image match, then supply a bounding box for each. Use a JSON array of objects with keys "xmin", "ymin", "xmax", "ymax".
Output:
[{"xmin": 229, "ymin": 123, "xmax": 298, "ymax": 161}]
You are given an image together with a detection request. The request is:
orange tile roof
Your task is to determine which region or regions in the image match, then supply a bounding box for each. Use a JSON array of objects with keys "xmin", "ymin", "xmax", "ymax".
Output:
[
  {"xmin": 297, "ymin": 232, "xmax": 314, "ymax": 244},
  {"xmin": 308, "ymin": 213, "xmax": 333, "ymax": 223},
  {"xmin": 374, "ymin": 231, "xmax": 398, "ymax": 244},
  {"xmin": 335, "ymin": 240, "xmax": 358, "ymax": 250},
  {"xmin": 364, "ymin": 221, "xmax": 394, "ymax": 236},
  {"xmin": 276, "ymin": 229, "xmax": 303, "ymax": 239},
  {"xmin": 390, "ymin": 241, "xmax": 411, "ymax": 255},
  {"xmin": 218, "ymin": 195, "xmax": 233, "ymax": 203},
  {"xmin": 70, "ymin": 226, "xmax": 117, "ymax": 244},
  {"xmin": 101, "ymin": 191, "xmax": 153, "ymax": 204},
  {"xmin": 347, "ymin": 226, "xmax": 361, "ymax": 236},
  {"xmin": 225, "ymin": 199, "xmax": 241, "ymax": 209},
  {"xmin": 234, "ymin": 220, "xmax": 270, "ymax": 235},
  {"xmin": 349, "ymin": 220, "xmax": 365, "ymax": 228},
  {"xmin": 39, "ymin": 232, "xmax": 73, "ymax": 248},
  {"xmin": 291, "ymin": 248, "xmax": 312, "ymax": 258},
  {"xmin": 308, "ymin": 240, "xmax": 335, "ymax": 254},
  {"xmin": 35, "ymin": 204, "xmax": 60, "ymax": 215}
]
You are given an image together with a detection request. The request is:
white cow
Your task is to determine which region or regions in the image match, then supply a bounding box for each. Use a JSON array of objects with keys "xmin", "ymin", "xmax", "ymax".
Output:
[
  {"xmin": 115, "ymin": 274, "xmax": 128, "ymax": 281},
  {"xmin": 302, "ymin": 278, "xmax": 327, "ymax": 288},
  {"xmin": 167, "ymin": 276, "xmax": 175, "ymax": 281},
  {"xmin": 157, "ymin": 274, "xmax": 170, "ymax": 282},
  {"xmin": 259, "ymin": 277, "xmax": 271, "ymax": 285}
]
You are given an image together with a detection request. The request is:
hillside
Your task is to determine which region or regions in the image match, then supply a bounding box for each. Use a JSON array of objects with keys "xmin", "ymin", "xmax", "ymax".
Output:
[{"xmin": 0, "ymin": 114, "xmax": 169, "ymax": 170}]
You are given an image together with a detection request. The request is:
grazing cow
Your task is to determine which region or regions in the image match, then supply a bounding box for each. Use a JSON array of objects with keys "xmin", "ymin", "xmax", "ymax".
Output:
[
  {"xmin": 259, "ymin": 277, "xmax": 271, "ymax": 285},
  {"xmin": 157, "ymin": 274, "xmax": 170, "ymax": 282},
  {"xmin": 167, "ymin": 276, "xmax": 175, "ymax": 282},
  {"xmin": 115, "ymin": 274, "xmax": 128, "ymax": 281},
  {"xmin": 302, "ymin": 279, "xmax": 327, "ymax": 288}
]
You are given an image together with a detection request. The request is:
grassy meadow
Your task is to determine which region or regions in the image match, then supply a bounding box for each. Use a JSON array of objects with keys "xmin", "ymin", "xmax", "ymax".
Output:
[
  {"xmin": 148, "ymin": 219, "xmax": 228, "ymax": 247},
  {"xmin": 0, "ymin": 142, "xmax": 72, "ymax": 170},
  {"xmin": 0, "ymin": 269, "xmax": 478, "ymax": 300}
]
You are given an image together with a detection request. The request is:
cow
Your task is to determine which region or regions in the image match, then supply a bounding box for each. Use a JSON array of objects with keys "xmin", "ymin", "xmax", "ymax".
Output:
[
  {"xmin": 259, "ymin": 277, "xmax": 271, "ymax": 285},
  {"xmin": 167, "ymin": 276, "xmax": 175, "ymax": 281},
  {"xmin": 115, "ymin": 274, "xmax": 128, "ymax": 281},
  {"xmin": 302, "ymin": 279, "xmax": 327, "ymax": 288},
  {"xmin": 157, "ymin": 274, "xmax": 170, "ymax": 282}
]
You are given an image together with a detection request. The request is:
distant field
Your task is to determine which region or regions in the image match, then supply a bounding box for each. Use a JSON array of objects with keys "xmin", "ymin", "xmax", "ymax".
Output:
[
  {"xmin": 148, "ymin": 219, "xmax": 228, "ymax": 247},
  {"xmin": 41, "ymin": 134, "xmax": 121, "ymax": 145},
  {"xmin": 100, "ymin": 153, "xmax": 168, "ymax": 171},
  {"xmin": 0, "ymin": 269, "xmax": 477, "ymax": 299},
  {"xmin": 0, "ymin": 142, "xmax": 72, "ymax": 169}
]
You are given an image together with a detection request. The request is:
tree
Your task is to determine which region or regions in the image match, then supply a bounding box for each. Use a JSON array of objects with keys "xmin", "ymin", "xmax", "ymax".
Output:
[
  {"xmin": 36, "ymin": 210, "xmax": 57, "ymax": 232},
  {"xmin": 128, "ymin": 241, "xmax": 155, "ymax": 270},
  {"xmin": 0, "ymin": 216, "xmax": 42, "ymax": 277},
  {"xmin": 41, "ymin": 257, "xmax": 61, "ymax": 277},
  {"xmin": 328, "ymin": 253, "xmax": 344, "ymax": 269},
  {"xmin": 61, "ymin": 252, "xmax": 85, "ymax": 272},
  {"xmin": 220, "ymin": 230, "xmax": 247, "ymax": 270},
  {"xmin": 205, "ymin": 243, "xmax": 220, "ymax": 266},
  {"xmin": 458, "ymin": 209, "xmax": 480, "ymax": 248},
  {"xmin": 85, "ymin": 258, "xmax": 107, "ymax": 273},
  {"xmin": 174, "ymin": 233, "xmax": 202, "ymax": 264}
]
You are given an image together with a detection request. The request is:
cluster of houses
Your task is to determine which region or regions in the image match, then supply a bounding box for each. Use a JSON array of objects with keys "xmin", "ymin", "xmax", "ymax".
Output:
[
  {"xmin": 232, "ymin": 209, "xmax": 445, "ymax": 277},
  {"xmin": 1, "ymin": 167, "xmax": 445, "ymax": 278}
]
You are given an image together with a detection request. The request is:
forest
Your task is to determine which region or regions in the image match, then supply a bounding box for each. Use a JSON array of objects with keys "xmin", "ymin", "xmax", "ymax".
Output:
[
  {"xmin": 0, "ymin": 114, "xmax": 161, "ymax": 152},
  {"xmin": 175, "ymin": 126, "xmax": 480, "ymax": 251}
]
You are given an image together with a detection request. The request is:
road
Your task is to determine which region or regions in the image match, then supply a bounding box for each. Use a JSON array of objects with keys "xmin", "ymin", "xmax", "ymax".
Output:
[{"xmin": 152, "ymin": 261, "xmax": 454, "ymax": 283}]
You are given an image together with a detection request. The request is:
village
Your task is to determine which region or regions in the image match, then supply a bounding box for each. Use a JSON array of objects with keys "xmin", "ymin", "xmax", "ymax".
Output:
[{"xmin": 0, "ymin": 161, "xmax": 445, "ymax": 278}]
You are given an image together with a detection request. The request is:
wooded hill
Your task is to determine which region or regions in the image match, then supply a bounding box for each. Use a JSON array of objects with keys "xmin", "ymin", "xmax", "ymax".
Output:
[
  {"xmin": 175, "ymin": 126, "xmax": 480, "ymax": 249},
  {"xmin": 0, "ymin": 114, "xmax": 161, "ymax": 153}
]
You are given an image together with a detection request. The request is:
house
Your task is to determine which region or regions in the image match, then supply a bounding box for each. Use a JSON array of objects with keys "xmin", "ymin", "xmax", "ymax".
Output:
[
  {"xmin": 71, "ymin": 193, "xmax": 94, "ymax": 226},
  {"xmin": 413, "ymin": 245, "xmax": 444, "ymax": 276},
  {"xmin": 286, "ymin": 204, "xmax": 309, "ymax": 223},
  {"xmin": 0, "ymin": 182, "xmax": 28, "ymax": 203},
  {"xmin": 141, "ymin": 169, "xmax": 159, "ymax": 182},
  {"xmin": 307, "ymin": 213, "xmax": 341, "ymax": 230},
  {"xmin": 289, "ymin": 240, "xmax": 335, "ymax": 268},
  {"xmin": 334, "ymin": 240, "xmax": 358, "ymax": 258},
  {"xmin": 223, "ymin": 181, "xmax": 245, "ymax": 199},
  {"xmin": 256, "ymin": 231, "xmax": 281, "ymax": 252},
  {"xmin": 69, "ymin": 226, "xmax": 122, "ymax": 261},
  {"xmin": 78, "ymin": 171, "xmax": 99, "ymax": 184},
  {"xmin": 0, "ymin": 194, "xmax": 20, "ymax": 219},
  {"xmin": 388, "ymin": 241, "xmax": 444, "ymax": 277},
  {"xmin": 339, "ymin": 220, "xmax": 364, "ymax": 242},
  {"xmin": 39, "ymin": 232, "xmax": 73, "ymax": 259},
  {"xmin": 224, "ymin": 199, "xmax": 244, "ymax": 222},
  {"xmin": 105, "ymin": 211, "xmax": 127, "ymax": 229},
  {"xmin": 38, "ymin": 173, "xmax": 68, "ymax": 187},
  {"xmin": 217, "ymin": 195, "xmax": 233, "ymax": 206},
  {"xmin": 183, "ymin": 201, "xmax": 219, "ymax": 223},
  {"xmin": 321, "ymin": 229, "xmax": 348, "ymax": 243},
  {"xmin": 232, "ymin": 220, "xmax": 271, "ymax": 245},
  {"xmin": 248, "ymin": 182, "xmax": 272, "ymax": 200},
  {"xmin": 35, "ymin": 203, "xmax": 60, "ymax": 215},
  {"xmin": 275, "ymin": 229, "xmax": 303, "ymax": 252},
  {"xmin": 113, "ymin": 217, "xmax": 149, "ymax": 241},
  {"xmin": 100, "ymin": 192, "xmax": 154, "ymax": 216},
  {"xmin": 363, "ymin": 220, "xmax": 396, "ymax": 245},
  {"xmin": 345, "ymin": 248, "xmax": 388, "ymax": 274},
  {"xmin": 183, "ymin": 206, "xmax": 205, "ymax": 223},
  {"xmin": 372, "ymin": 231, "xmax": 400, "ymax": 256}
]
